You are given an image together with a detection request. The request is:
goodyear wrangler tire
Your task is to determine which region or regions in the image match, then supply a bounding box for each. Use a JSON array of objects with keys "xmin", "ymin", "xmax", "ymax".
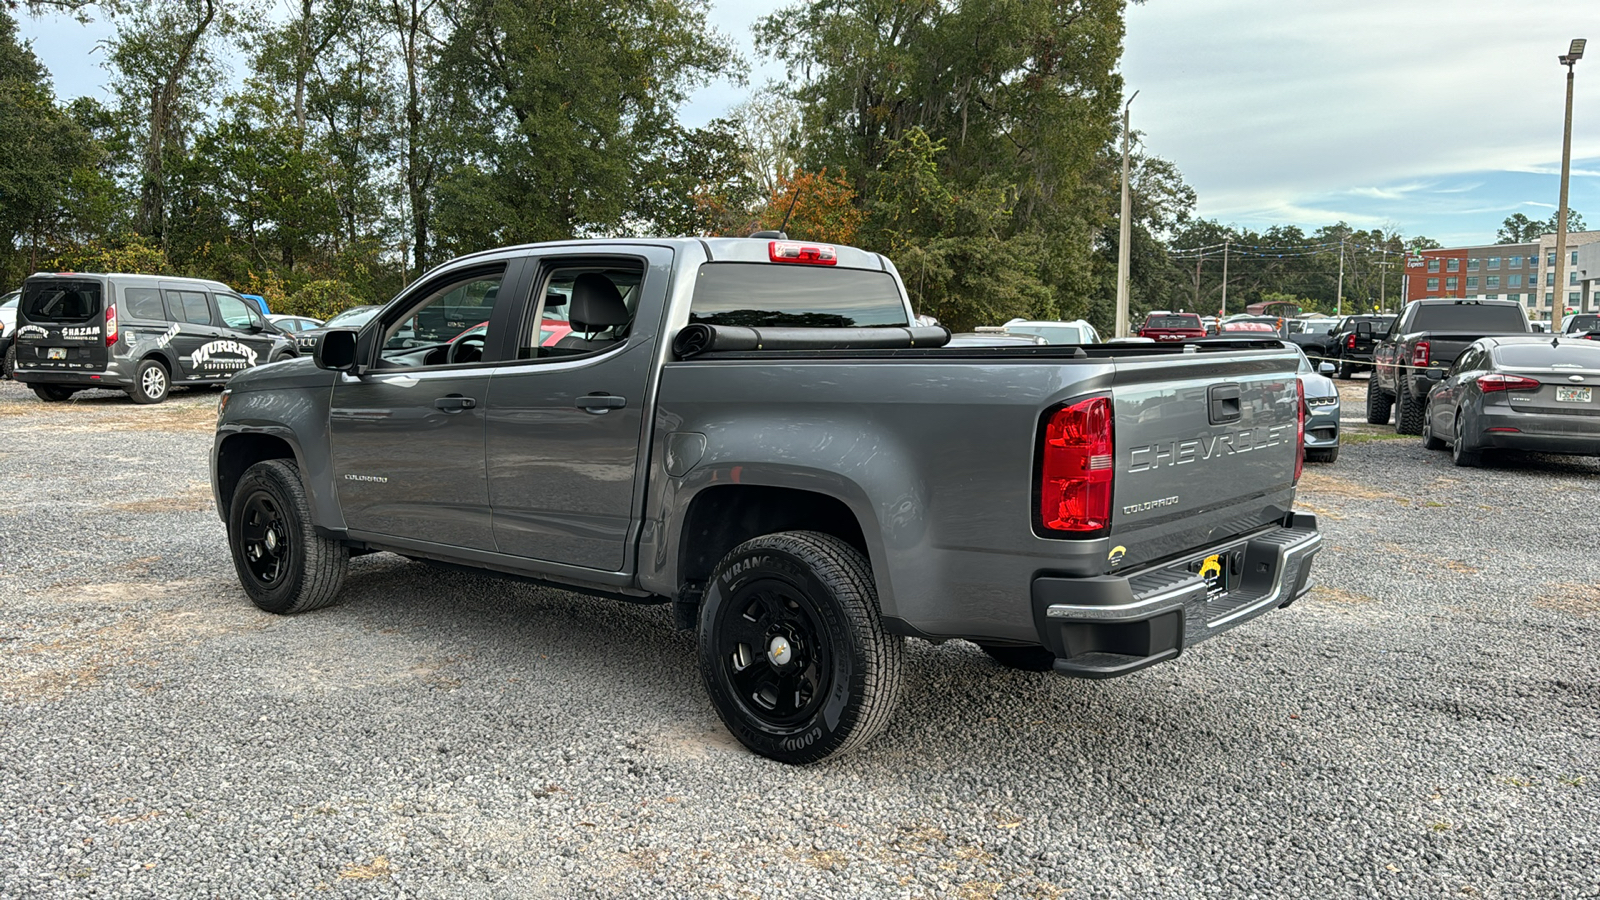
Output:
[
  {"xmin": 698, "ymin": 531, "xmax": 904, "ymax": 765},
  {"xmin": 228, "ymin": 459, "xmax": 348, "ymax": 614}
]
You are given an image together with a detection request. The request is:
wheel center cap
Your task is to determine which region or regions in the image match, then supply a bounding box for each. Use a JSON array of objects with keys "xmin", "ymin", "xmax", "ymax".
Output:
[
  {"xmin": 767, "ymin": 635, "xmax": 792, "ymax": 666},
  {"xmin": 265, "ymin": 530, "xmax": 279, "ymax": 552}
]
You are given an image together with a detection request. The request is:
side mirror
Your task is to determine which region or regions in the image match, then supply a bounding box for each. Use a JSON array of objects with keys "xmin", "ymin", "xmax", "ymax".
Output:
[
  {"xmin": 1318, "ymin": 362, "xmax": 1335, "ymax": 375},
  {"xmin": 1356, "ymin": 322, "xmax": 1373, "ymax": 335},
  {"xmin": 314, "ymin": 328, "xmax": 359, "ymax": 371}
]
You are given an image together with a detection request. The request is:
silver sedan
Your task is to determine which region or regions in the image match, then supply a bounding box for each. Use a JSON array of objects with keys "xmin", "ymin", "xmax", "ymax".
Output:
[{"xmin": 1422, "ymin": 336, "xmax": 1600, "ymax": 467}]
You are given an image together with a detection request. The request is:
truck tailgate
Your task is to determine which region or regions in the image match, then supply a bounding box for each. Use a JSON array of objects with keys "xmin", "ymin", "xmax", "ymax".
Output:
[{"xmin": 1107, "ymin": 347, "xmax": 1301, "ymax": 568}]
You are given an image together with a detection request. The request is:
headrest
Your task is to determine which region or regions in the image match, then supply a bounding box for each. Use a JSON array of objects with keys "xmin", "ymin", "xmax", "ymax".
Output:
[{"xmin": 568, "ymin": 273, "xmax": 628, "ymax": 331}]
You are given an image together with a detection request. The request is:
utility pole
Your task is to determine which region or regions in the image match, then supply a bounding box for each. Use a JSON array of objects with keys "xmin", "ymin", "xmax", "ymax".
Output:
[
  {"xmin": 1114, "ymin": 91, "xmax": 1138, "ymax": 337},
  {"xmin": 1553, "ymin": 39, "xmax": 1585, "ymax": 333},
  {"xmin": 1336, "ymin": 239, "xmax": 1345, "ymax": 317},
  {"xmin": 1220, "ymin": 239, "xmax": 1229, "ymax": 316},
  {"xmin": 1379, "ymin": 248, "xmax": 1387, "ymax": 311},
  {"xmin": 1194, "ymin": 254, "xmax": 1202, "ymax": 310}
]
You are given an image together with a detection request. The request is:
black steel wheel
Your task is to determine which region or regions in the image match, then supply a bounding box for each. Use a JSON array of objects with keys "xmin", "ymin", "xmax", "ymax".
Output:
[
  {"xmin": 227, "ymin": 459, "xmax": 348, "ymax": 614},
  {"xmin": 128, "ymin": 358, "xmax": 169, "ymax": 404},
  {"xmin": 31, "ymin": 383, "xmax": 75, "ymax": 402},
  {"xmin": 698, "ymin": 531, "xmax": 903, "ymax": 764}
]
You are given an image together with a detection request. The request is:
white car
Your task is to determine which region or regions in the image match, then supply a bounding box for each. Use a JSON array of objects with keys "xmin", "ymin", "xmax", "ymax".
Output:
[
  {"xmin": 997, "ymin": 318, "xmax": 1101, "ymax": 344},
  {"xmin": 266, "ymin": 314, "xmax": 324, "ymax": 333},
  {"xmin": 1, "ymin": 290, "xmax": 17, "ymax": 336}
]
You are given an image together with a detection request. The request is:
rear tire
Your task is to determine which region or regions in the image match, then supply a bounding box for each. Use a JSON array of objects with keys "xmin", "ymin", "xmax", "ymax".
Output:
[
  {"xmin": 698, "ymin": 531, "xmax": 904, "ymax": 764},
  {"xmin": 1337, "ymin": 361, "xmax": 1354, "ymax": 379},
  {"xmin": 31, "ymin": 384, "xmax": 75, "ymax": 402},
  {"xmin": 1365, "ymin": 378, "xmax": 1393, "ymax": 425},
  {"xmin": 1395, "ymin": 379, "xmax": 1425, "ymax": 435},
  {"xmin": 227, "ymin": 459, "xmax": 348, "ymax": 614},
  {"xmin": 1451, "ymin": 413, "xmax": 1482, "ymax": 468},
  {"xmin": 979, "ymin": 643, "xmax": 1058, "ymax": 671},
  {"xmin": 1305, "ymin": 446, "xmax": 1340, "ymax": 464},
  {"xmin": 2, "ymin": 342, "xmax": 14, "ymax": 380},
  {"xmin": 128, "ymin": 358, "xmax": 170, "ymax": 404}
]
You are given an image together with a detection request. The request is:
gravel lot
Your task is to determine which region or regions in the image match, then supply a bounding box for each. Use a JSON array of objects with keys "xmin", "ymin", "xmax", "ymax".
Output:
[{"xmin": 2, "ymin": 376, "xmax": 1598, "ymax": 899}]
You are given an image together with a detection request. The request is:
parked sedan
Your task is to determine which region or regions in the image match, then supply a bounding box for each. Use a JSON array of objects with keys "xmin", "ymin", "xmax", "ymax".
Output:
[
  {"xmin": 266, "ymin": 314, "xmax": 324, "ymax": 334},
  {"xmin": 293, "ymin": 304, "xmax": 382, "ymax": 351},
  {"xmin": 1295, "ymin": 346, "xmax": 1341, "ymax": 463},
  {"xmin": 1422, "ymin": 336, "xmax": 1600, "ymax": 467}
]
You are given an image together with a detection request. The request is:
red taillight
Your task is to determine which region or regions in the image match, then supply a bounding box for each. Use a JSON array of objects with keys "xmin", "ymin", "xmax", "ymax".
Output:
[
  {"xmin": 1411, "ymin": 341, "xmax": 1430, "ymax": 368},
  {"xmin": 1477, "ymin": 374, "xmax": 1541, "ymax": 393},
  {"xmin": 105, "ymin": 305, "xmax": 118, "ymax": 346},
  {"xmin": 1038, "ymin": 396, "xmax": 1114, "ymax": 535},
  {"xmin": 1346, "ymin": 334, "xmax": 1357, "ymax": 350},
  {"xmin": 1295, "ymin": 378, "xmax": 1306, "ymax": 483},
  {"xmin": 769, "ymin": 241, "xmax": 838, "ymax": 265}
]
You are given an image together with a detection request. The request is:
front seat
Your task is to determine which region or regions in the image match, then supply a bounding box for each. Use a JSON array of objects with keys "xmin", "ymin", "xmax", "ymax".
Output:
[{"xmin": 554, "ymin": 273, "xmax": 629, "ymax": 352}]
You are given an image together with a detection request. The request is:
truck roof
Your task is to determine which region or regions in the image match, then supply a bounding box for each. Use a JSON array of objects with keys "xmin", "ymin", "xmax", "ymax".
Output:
[{"xmin": 443, "ymin": 236, "xmax": 893, "ymax": 273}]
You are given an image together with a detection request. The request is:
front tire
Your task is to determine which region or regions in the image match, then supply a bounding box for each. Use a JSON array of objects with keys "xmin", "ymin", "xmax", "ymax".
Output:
[
  {"xmin": 698, "ymin": 531, "xmax": 904, "ymax": 764},
  {"xmin": 1365, "ymin": 378, "xmax": 1393, "ymax": 425},
  {"xmin": 1305, "ymin": 445, "xmax": 1340, "ymax": 464},
  {"xmin": 128, "ymin": 358, "xmax": 170, "ymax": 404},
  {"xmin": 31, "ymin": 383, "xmax": 75, "ymax": 402},
  {"xmin": 227, "ymin": 459, "xmax": 348, "ymax": 614}
]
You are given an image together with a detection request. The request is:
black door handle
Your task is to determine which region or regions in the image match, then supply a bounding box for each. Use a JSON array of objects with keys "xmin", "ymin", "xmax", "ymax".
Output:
[
  {"xmin": 575, "ymin": 393, "xmax": 626, "ymax": 414},
  {"xmin": 435, "ymin": 395, "xmax": 476, "ymax": 412}
]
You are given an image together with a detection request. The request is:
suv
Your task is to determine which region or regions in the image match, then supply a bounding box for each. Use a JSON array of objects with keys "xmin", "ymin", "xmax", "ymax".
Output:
[{"xmin": 12, "ymin": 273, "xmax": 297, "ymax": 404}]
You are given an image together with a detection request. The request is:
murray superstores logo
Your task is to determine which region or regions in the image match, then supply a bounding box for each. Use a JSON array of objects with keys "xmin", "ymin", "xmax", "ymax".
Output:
[{"xmin": 191, "ymin": 340, "xmax": 259, "ymax": 372}]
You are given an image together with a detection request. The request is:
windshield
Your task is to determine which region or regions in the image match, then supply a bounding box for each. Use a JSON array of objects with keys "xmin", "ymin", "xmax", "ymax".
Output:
[
  {"xmin": 689, "ymin": 263, "xmax": 909, "ymax": 328},
  {"xmin": 1008, "ymin": 323, "xmax": 1087, "ymax": 344},
  {"xmin": 324, "ymin": 306, "xmax": 379, "ymax": 328}
]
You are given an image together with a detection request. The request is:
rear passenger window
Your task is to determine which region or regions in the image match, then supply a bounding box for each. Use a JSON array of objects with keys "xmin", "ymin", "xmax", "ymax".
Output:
[
  {"xmin": 122, "ymin": 287, "xmax": 167, "ymax": 320},
  {"xmin": 167, "ymin": 291, "xmax": 214, "ymax": 326}
]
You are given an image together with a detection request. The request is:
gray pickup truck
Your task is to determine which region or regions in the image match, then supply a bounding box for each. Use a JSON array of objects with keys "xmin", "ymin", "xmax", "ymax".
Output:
[{"xmin": 211, "ymin": 237, "xmax": 1321, "ymax": 763}]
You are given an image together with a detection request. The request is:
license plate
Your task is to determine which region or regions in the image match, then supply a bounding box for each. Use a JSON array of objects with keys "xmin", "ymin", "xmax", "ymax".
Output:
[
  {"xmin": 47, "ymin": 348, "xmax": 66, "ymax": 360},
  {"xmin": 1556, "ymin": 386, "xmax": 1592, "ymax": 403}
]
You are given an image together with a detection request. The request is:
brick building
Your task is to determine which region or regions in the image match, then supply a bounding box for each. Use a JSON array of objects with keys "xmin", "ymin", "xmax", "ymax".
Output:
[{"xmin": 1403, "ymin": 231, "xmax": 1600, "ymax": 320}]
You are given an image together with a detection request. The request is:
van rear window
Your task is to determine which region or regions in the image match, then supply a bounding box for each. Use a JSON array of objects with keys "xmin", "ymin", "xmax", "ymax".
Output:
[
  {"xmin": 22, "ymin": 280, "xmax": 103, "ymax": 324},
  {"xmin": 689, "ymin": 263, "xmax": 908, "ymax": 328}
]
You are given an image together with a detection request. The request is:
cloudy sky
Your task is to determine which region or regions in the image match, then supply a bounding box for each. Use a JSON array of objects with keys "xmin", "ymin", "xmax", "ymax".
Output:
[{"xmin": 19, "ymin": 0, "xmax": 1600, "ymax": 247}]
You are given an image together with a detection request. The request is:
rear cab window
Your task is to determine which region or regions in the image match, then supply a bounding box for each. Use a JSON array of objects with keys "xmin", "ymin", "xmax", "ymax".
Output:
[
  {"xmin": 689, "ymin": 263, "xmax": 909, "ymax": 328},
  {"xmin": 1145, "ymin": 314, "xmax": 1202, "ymax": 330},
  {"xmin": 1409, "ymin": 304, "xmax": 1526, "ymax": 333},
  {"xmin": 22, "ymin": 279, "xmax": 104, "ymax": 324}
]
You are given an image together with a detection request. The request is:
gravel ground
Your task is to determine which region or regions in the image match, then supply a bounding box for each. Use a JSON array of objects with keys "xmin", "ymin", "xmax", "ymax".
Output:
[{"xmin": 2, "ymin": 376, "xmax": 1598, "ymax": 899}]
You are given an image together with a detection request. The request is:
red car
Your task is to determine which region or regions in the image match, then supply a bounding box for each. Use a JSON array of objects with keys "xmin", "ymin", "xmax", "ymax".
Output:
[
  {"xmin": 1218, "ymin": 321, "xmax": 1279, "ymax": 335},
  {"xmin": 1137, "ymin": 312, "xmax": 1206, "ymax": 342}
]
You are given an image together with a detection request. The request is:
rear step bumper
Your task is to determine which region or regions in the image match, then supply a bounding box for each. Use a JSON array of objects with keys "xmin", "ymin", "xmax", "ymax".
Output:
[{"xmin": 1032, "ymin": 514, "xmax": 1320, "ymax": 679}]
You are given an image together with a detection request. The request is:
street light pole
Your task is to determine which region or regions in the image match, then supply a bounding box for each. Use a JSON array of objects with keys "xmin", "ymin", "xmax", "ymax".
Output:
[
  {"xmin": 1115, "ymin": 90, "xmax": 1138, "ymax": 337},
  {"xmin": 1553, "ymin": 38, "xmax": 1585, "ymax": 334}
]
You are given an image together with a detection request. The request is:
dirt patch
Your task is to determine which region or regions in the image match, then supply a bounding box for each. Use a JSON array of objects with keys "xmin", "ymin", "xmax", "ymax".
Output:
[
  {"xmin": 1535, "ymin": 583, "xmax": 1600, "ymax": 618},
  {"xmin": 107, "ymin": 483, "xmax": 214, "ymax": 513},
  {"xmin": 1298, "ymin": 471, "xmax": 1403, "ymax": 501},
  {"xmin": 1294, "ymin": 501, "xmax": 1345, "ymax": 521},
  {"xmin": 1309, "ymin": 586, "xmax": 1375, "ymax": 605}
]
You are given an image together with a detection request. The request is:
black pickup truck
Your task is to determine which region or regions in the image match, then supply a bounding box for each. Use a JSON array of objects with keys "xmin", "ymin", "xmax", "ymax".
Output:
[
  {"xmin": 1367, "ymin": 300, "xmax": 1531, "ymax": 434},
  {"xmin": 1328, "ymin": 314, "xmax": 1394, "ymax": 378}
]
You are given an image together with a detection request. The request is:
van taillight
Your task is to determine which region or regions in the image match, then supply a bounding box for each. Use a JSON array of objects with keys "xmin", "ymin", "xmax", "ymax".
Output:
[
  {"xmin": 1295, "ymin": 378, "xmax": 1306, "ymax": 484},
  {"xmin": 1411, "ymin": 341, "xmax": 1430, "ymax": 368},
  {"xmin": 105, "ymin": 305, "xmax": 118, "ymax": 346},
  {"xmin": 1038, "ymin": 396, "xmax": 1114, "ymax": 536}
]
